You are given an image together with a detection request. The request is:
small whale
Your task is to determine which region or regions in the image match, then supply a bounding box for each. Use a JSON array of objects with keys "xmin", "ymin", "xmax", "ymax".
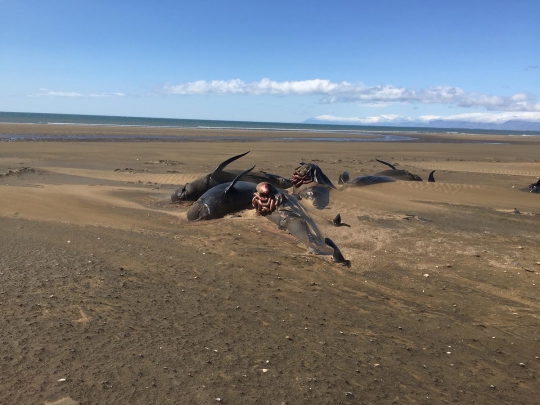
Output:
[
  {"xmin": 374, "ymin": 159, "xmax": 434, "ymax": 182},
  {"xmin": 338, "ymin": 171, "xmax": 396, "ymax": 187}
]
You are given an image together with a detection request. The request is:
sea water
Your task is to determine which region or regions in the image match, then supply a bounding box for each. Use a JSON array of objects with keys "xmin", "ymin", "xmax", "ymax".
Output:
[{"xmin": 1, "ymin": 111, "xmax": 538, "ymax": 142}]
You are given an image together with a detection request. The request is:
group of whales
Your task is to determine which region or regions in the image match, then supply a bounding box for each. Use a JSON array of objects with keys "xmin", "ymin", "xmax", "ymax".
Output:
[
  {"xmin": 169, "ymin": 152, "xmax": 440, "ymax": 266},
  {"xmin": 172, "ymin": 152, "xmax": 436, "ymax": 205},
  {"xmin": 170, "ymin": 152, "xmax": 539, "ymax": 265}
]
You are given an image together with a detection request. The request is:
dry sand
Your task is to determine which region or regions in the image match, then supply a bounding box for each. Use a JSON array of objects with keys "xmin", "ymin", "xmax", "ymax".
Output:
[{"xmin": 1, "ymin": 124, "xmax": 540, "ymax": 404}]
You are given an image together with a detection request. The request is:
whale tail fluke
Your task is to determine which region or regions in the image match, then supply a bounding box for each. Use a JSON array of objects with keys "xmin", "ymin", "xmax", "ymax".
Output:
[{"xmin": 324, "ymin": 238, "xmax": 351, "ymax": 267}]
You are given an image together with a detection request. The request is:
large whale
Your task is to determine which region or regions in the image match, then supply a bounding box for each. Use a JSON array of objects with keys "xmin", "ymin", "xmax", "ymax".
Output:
[
  {"xmin": 172, "ymin": 151, "xmax": 292, "ymax": 203},
  {"xmin": 187, "ymin": 166, "xmax": 258, "ymax": 221},
  {"xmin": 252, "ymin": 182, "xmax": 349, "ymax": 265}
]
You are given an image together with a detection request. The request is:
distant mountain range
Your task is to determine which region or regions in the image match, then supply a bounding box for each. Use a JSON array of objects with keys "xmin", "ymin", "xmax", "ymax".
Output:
[{"xmin": 305, "ymin": 117, "xmax": 540, "ymax": 132}]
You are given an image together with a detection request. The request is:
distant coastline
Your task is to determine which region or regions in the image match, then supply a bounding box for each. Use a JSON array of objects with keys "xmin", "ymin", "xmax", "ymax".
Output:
[{"xmin": 1, "ymin": 111, "xmax": 539, "ymax": 137}]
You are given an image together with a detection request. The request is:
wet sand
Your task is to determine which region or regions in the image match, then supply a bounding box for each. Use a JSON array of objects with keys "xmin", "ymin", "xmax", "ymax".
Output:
[{"xmin": 1, "ymin": 124, "xmax": 540, "ymax": 404}]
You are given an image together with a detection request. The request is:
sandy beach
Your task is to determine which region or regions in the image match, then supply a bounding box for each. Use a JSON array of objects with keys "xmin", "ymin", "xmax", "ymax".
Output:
[{"xmin": 1, "ymin": 124, "xmax": 540, "ymax": 404}]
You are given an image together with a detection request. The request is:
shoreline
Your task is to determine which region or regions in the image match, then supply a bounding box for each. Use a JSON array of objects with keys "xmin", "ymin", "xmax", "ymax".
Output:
[{"xmin": 1, "ymin": 122, "xmax": 539, "ymax": 144}]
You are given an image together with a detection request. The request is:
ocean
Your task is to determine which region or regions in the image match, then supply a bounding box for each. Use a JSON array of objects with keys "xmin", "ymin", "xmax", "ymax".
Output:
[{"xmin": 1, "ymin": 111, "xmax": 538, "ymax": 142}]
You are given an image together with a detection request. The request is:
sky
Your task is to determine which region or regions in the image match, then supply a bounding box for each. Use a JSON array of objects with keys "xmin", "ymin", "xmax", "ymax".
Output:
[{"xmin": 1, "ymin": 0, "xmax": 539, "ymax": 124}]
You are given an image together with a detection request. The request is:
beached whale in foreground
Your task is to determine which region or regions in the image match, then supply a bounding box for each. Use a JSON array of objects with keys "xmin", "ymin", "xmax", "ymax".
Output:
[
  {"xmin": 252, "ymin": 182, "xmax": 349, "ymax": 265},
  {"xmin": 172, "ymin": 151, "xmax": 292, "ymax": 202},
  {"xmin": 187, "ymin": 166, "xmax": 257, "ymax": 221}
]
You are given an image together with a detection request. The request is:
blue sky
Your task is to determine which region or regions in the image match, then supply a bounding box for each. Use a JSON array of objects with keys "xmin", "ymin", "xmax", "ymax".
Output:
[{"xmin": 1, "ymin": 0, "xmax": 539, "ymax": 124}]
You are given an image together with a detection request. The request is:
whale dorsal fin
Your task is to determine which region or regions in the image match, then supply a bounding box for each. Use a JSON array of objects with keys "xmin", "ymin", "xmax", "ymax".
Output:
[
  {"xmin": 224, "ymin": 165, "xmax": 255, "ymax": 194},
  {"xmin": 428, "ymin": 170, "xmax": 436, "ymax": 182},
  {"xmin": 211, "ymin": 151, "xmax": 250, "ymax": 182},
  {"xmin": 376, "ymin": 159, "xmax": 396, "ymax": 170}
]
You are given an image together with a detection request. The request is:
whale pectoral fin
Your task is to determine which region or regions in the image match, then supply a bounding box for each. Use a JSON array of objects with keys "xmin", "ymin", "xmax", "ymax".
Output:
[
  {"xmin": 324, "ymin": 238, "xmax": 351, "ymax": 267},
  {"xmin": 211, "ymin": 151, "xmax": 250, "ymax": 182},
  {"xmin": 224, "ymin": 165, "xmax": 256, "ymax": 194},
  {"xmin": 428, "ymin": 170, "xmax": 436, "ymax": 182},
  {"xmin": 376, "ymin": 159, "xmax": 397, "ymax": 170}
]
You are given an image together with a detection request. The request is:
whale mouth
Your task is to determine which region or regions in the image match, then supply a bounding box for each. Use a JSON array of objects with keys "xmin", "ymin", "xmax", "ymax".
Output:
[
  {"xmin": 187, "ymin": 201, "xmax": 212, "ymax": 221},
  {"xmin": 187, "ymin": 201, "xmax": 203, "ymax": 221},
  {"xmin": 171, "ymin": 185, "xmax": 188, "ymax": 202}
]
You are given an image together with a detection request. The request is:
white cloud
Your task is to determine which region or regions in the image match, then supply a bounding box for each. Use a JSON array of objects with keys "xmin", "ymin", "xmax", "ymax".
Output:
[
  {"xmin": 157, "ymin": 79, "xmax": 540, "ymax": 112},
  {"xmin": 89, "ymin": 92, "xmax": 126, "ymax": 97},
  {"xmin": 419, "ymin": 111, "xmax": 540, "ymax": 123},
  {"xmin": 29, "ymin": 89, "xmax": 125, "ymax": 98},
  {"xmin": 314, "ymin": 111, "xmax": 540, "ymax": 125},
  {"xmin": 315, "ymin": 114, "xmax": 410, "ymax": 124},
  {"xmin": 39, "ymin": 91, "xmax": 84, "ymax": 97},
  {"xmin": 30, "ymin": 79, "xmax": 540, "ymax": 113},
  {"xmin": 161, "ymin": 78, "xmax": 340, "ymax": 96}
]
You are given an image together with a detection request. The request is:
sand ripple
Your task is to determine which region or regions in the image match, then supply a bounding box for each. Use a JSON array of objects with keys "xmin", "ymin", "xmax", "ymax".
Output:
[
  {"xmin": 42, "ymin": 166, "xmax": 203, "ymax": 184},
  {"xmin": 402, "ymin": 161, "xmax": 540, "ymax": 177}
]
